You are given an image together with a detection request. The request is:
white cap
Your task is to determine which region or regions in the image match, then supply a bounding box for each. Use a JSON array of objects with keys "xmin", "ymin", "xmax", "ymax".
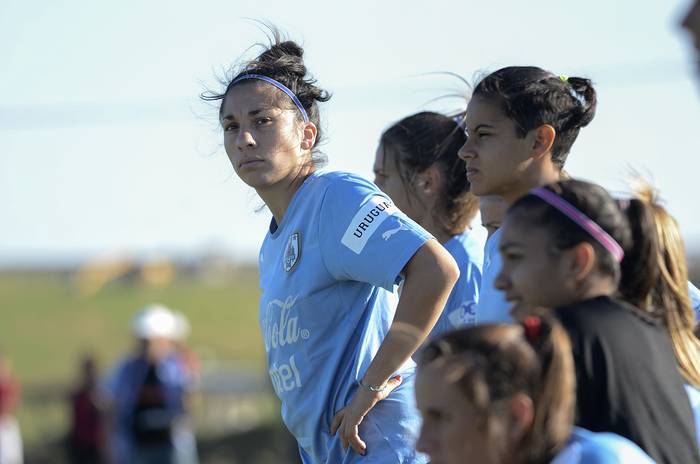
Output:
[
  {"xmin": 173, "ymin": 312, "xmax": 191, "ymax": 340},
  {"xmin": 131, "ymin": 304, "xmax": 179, "ymax": 339}
]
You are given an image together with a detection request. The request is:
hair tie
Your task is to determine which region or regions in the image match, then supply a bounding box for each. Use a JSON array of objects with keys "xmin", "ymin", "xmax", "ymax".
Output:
[
  {"xmin": 229, "ymin": 73, "xmax": 309, "ymax": 123},
  {"xmin": 558, "ymin": 75, "xmax": 588, "ymax": 105},
  {"xmin": 530, "ymin": 187, "xmax": 624, "ymax": 262},
  {"xmin": 522, "ymin": 316, "xmax": 542, "ymax": 343}
]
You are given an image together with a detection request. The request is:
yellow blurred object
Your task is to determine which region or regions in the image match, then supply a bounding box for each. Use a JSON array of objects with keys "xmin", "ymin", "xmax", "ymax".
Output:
[
  {"xmin": 140, "ymin": 255, "xmax": 176, "ymax": 288},
  {"xmin": 75, "ymin": 253, "xmax": 135, "ymax": 296},
  {"xmin": 75, "ymin": 252, "xmax": 176, "ymax": 296}
]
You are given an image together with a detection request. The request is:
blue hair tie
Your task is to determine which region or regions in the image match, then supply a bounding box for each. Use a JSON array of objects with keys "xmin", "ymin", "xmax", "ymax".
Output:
[{"xmin": 230, "ymin": 73, "xmax": 309, "ymax": 123}]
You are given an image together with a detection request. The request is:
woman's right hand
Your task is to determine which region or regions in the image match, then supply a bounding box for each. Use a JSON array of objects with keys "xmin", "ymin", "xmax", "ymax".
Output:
[{"xmin": 330, "ymin": 375, "xmax": 403, "ymax": 455}]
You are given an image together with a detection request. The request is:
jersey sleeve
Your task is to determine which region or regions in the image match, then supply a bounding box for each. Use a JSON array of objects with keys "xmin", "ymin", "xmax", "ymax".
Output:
[
  {"xmin": 689, "ymin": 282, "xmax": 700, "ymax": 320},
  {"xmin": 318, "ymin": 174, "xmax": 432, "ymax": 290},
  {"xmin": 553, "ymin": 429, "xmax": 655, "ymax": 464},
  {"xmin": 578, "ymin": 435, "xmax": 656, "ymax": 464},
  {"xmin": 443, "ymin": 262, "xmax": 481, "ymax": 330}
]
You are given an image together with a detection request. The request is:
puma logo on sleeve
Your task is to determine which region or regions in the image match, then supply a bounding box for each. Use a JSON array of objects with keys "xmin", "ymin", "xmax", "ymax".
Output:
[{"xmin": 382, "ymin": 220, "xmax": 410, "ymax": 241}]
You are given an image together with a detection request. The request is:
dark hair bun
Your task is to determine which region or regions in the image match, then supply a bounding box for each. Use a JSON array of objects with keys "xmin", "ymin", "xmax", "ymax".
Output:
[
  {"xmin": 262, "ymin": 41, "xmax": 304, "ymax": 59},
  {"xmin": 251, "ymin": 41, "xmax": 307, "ymax": 79},
  {"xmin": 565, "ymin": 77, "xmax": 597, "ymax": 131}
]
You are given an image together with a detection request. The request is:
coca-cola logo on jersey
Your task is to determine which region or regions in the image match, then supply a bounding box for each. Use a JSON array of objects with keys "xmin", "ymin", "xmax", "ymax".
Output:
[
  {"xmin": 263, "ymin": 295, "xmax": 310, "ymax": 352},
  {"xmin": 262, "ymin": 295, "xmax": 310, "ymax": 395}
]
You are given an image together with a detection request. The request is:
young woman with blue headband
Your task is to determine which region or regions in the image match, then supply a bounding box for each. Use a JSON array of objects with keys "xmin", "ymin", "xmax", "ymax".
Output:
[{"xmin": 203, "ymin": 33, "xmax": 458, "ymax": 463}]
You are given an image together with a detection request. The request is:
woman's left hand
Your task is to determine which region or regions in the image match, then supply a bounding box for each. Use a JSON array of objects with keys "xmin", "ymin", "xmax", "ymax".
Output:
[{"xmin": 330, "ymin": 375, "xmax": 402, "ymax": 456}]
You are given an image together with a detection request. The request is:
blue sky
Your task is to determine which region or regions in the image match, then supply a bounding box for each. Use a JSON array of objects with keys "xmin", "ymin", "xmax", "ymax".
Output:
[{"xmin": 2, "ymin": 0, "xmax": 700, "ymax": 266}]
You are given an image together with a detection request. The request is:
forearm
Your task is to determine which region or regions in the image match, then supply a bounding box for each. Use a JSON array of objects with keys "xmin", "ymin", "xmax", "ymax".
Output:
[{"xmin": 362, "ymin": 239, "xmax": 459, "ymax": 387}]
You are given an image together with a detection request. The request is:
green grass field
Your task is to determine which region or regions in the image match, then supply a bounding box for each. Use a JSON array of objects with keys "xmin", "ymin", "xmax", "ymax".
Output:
[
  {"xmin": 3, "ymin": 264, "xmax": 699, "ymax": 462},
  {"xmin": 0, "ymin": 267, "xmax": 270, "ymax": 452}
]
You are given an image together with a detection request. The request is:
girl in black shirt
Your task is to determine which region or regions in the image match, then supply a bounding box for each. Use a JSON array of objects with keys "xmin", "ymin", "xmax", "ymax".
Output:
[{"xmin": 495, "ymin": 179, "xmax": 699, "ymax": 464}]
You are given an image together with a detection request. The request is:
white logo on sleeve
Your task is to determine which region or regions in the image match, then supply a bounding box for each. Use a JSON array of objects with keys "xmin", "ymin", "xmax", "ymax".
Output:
[
  {"xmin": 382, "ymin": 219, "xmax": 410, "ymax": 241},
  {"xmin": 341, "ymin": 196, "xmax": 397, "ymax": 254},
  {"xmin": 448, "ymin": 301, "xmax": 477, "ymax": 327}
]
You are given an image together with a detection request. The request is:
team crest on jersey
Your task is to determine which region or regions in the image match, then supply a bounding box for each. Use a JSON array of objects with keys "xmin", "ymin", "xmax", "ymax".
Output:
[{"xmin": 283, "ymin": 232, "xmax": 301, "ymax": 272}]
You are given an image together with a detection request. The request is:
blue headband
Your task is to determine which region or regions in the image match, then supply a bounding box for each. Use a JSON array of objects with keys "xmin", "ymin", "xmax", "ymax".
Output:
[{"xmin": 230, "ymin": 73, "xmax": 309, "ymax": 123}]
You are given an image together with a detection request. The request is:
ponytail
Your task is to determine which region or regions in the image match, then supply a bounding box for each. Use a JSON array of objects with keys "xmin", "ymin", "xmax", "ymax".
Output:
[
  {"xmin": 520, "ymin": 316, "xmax": 576, "ymax": 464},
  {"xmin": 618, "ymin": 198, "xmax": 661, "ymax": 313},
  {"xmin": 625, "ymin": 183, "xmax": 700, "ymax": 388}
]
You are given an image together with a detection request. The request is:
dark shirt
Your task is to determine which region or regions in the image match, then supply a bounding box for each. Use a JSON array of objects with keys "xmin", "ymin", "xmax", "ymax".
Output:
[
  {"xmin": 71, "ymin": 387, "xmax": 103, "ymax": 449},
  {"xmin": 556, "ymin": 295, "xmax": 700, "ymax": 464},
  {"xmin": 131, "ymin": 364, "xmax": 172, "ymax": 446}
]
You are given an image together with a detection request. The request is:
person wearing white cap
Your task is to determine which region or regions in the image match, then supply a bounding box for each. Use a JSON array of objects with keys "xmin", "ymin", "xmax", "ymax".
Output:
[{"xmin": 102, "ymin": 304, "xmax": 196, "ymax": 464}]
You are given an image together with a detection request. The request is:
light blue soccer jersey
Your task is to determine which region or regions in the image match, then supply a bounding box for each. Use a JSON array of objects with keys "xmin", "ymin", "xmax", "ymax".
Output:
[
  {"xmin": 475, "ymin": 227, "xmax": 513, "ymax": 324},
  {"xmin": 258, "ymin": 170, "xmax": 432, "ymax": 464},
  {"xmin": 427, "ymin": 230, "xmax": 484, "ymax": 339},
  {"xmin": 686, "ymin": 384, "xmax": 700, "ymax": 450},
  {"xmin": 552, "ymin": 427, "xmax": 655, "ymax": 463},
  {"xmin": 690, "ymin": 282, "xmax": 700, "ymax": 321}
]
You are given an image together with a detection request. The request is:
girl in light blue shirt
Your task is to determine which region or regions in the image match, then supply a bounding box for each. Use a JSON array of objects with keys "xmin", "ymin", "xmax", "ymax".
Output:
[
  {"xmin": 373, "ymin": 111, "xmax": 484, "ymax": 338},
  {"xmin": 457, "ymin": 67, "xmax": 598, "ymax": 324},
  {"xmin": 204, "ymin": 35, "xmax": 459, "ymax": 463}
]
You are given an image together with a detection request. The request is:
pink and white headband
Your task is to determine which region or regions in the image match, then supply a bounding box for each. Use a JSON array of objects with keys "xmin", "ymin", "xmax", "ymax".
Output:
[{"xmin": 529, "ymin": 187, "xmax": 624, "ymax": 262}]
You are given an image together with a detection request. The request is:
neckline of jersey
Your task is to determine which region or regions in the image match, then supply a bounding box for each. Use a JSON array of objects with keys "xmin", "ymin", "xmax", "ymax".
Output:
[{"xmin": 269, "ymin": 170, "xmax": 324, "ymax": 239}]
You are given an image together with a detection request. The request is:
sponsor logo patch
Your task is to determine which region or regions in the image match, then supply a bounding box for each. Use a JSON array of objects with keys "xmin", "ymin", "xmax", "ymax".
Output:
[
  {"xmin": 262, "ymin": 295, "xmax": 309, "ymax": 394},
  {"xmin": 341, "ymin": 196, "xmax": 397, "ymax": 254},
  {"xmin": 283, "ymin": 232, "xmax": 301, "ymax": 272}
]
